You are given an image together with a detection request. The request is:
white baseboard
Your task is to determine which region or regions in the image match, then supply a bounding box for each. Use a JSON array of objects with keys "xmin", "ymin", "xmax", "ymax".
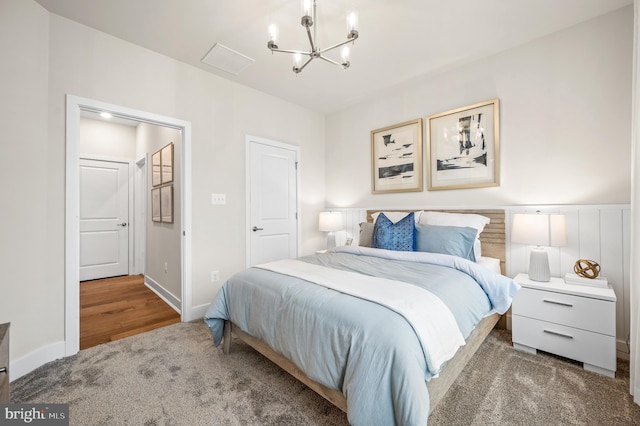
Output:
[
  {"xmin": 617, "ymin": 339, "xmax": 630, "ymax": 361},
  {"xmin": 10, "ymin": 340, "xmax": 66, "ymax": 382},
  {"xmin": 145, "ymin": 275, "xmax": 181, "ymax": 314},
  {"xmin": 190, "ymin": 303, "xmax": 210, "ymax": 321}
]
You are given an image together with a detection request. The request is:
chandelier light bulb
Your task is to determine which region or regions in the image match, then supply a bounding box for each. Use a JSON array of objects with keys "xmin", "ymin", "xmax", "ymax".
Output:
[
  {"xmin": 302, "ymin": 0, "xmax": 312, "ymax": 17},
  {"xmin": 268, "ymin": 24, "xmax": 278, "ymax": 43},
  {"xmin": 341, "ymin": 46, "xmax": 350, "ymax": 62},
  {"xmin": 347, "ymin": 12, "xmax": 358, "ymax": 32},
  {"xmin": 293, "ymin": 53, "xmax": 302, "ymax": 67}
]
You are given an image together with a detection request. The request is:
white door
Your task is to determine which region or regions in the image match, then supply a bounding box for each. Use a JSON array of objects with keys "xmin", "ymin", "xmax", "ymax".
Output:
[
  {"xmin": 79, "ymin": 158, "xmax": 130, "ymax": 281},
  {"xmin": 248, "ymin": 139, "xmax": 298, "ymax": 266}
]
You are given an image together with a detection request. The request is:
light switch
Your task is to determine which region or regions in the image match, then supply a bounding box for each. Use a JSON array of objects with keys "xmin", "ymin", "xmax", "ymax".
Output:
[{"xmin": 211, "ymin": 193, "xmax": 226, "ymax": 205}]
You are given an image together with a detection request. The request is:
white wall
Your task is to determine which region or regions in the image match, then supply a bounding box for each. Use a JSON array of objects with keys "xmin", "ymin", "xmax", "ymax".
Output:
[
  {"xmin": 325, "ymin": 6, "xmax": 633, "ymax": 208},
  {"xmin": 79, "ymin": 118, "xmax": 137, "ymax": 160},
  {"xmin": 2, "ymin": 1, "xmax": 326, "ymax": 375},
  {"xmin": 137, "ymin": 123, "xmax": 182, "ymax": 302},
  {"xmin": 0, "ymin": 0, "xmax": 60, "ymax": 367}
]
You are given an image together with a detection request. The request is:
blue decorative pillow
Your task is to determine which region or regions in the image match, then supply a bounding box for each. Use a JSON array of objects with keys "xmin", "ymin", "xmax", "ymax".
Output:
[
  {"xmin": 415, "ymin": 224, "xmax": 477, "ymax": 261},
  {"xmin": 372, "ymin": 212, "xmax": 415, "ymax": 251}
]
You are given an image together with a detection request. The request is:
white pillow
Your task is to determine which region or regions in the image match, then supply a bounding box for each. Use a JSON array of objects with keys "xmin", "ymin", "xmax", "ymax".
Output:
[
  {"xmin": 419, "ymin": 211, "xmax": 490, "ymax": 260},
  {"xmin": 371, "ymin": 210, "xmax": 423, "ymax": 224},
  {"xmin": 477, "ymin": 256, "xmax": 501, "ymax": 274}
]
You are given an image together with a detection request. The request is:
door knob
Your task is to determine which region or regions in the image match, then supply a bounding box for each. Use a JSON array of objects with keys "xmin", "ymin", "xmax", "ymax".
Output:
[
  {"xmin": 252, "ymin": 226, "xmax": 264, "ymax": 232},
  {"xmin": 117, "ymin": 222, "xmax": 128, "ymax": 227}
]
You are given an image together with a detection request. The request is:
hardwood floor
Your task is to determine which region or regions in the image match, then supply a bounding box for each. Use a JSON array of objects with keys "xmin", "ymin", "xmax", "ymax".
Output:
[{"xmin": 80, "ymin": 274, "xmax": 181, "ymax": 350}]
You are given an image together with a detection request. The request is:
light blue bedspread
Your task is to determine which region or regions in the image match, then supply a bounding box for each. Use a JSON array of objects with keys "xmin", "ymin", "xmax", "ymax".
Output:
[{"xmin": 204, "ymin": 247, "xmax": 519, "ymax": 426}]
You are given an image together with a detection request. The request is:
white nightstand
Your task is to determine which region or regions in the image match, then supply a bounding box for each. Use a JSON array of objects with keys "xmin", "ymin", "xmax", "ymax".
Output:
[{"xmin": 511, "ymin": 273, "xmax": 617, "ymax": 378}]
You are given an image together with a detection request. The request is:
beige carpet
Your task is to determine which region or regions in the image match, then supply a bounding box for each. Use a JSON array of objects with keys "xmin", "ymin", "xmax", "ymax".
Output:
[{"xmin": 10, "ymin": 322, "xmax": 640, "ymax": 425}]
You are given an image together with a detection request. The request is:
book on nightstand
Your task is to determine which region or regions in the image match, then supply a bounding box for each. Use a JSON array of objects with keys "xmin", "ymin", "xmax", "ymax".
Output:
[{"xmin": 564, "ymin": 272, "xmax": 608, "ymax": 288}]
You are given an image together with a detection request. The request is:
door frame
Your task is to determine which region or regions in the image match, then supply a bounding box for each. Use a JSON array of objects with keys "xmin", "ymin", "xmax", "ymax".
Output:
[
  {"xmin": 65, "ymin": 95, "xmax": 193, "ymax": 356},
  {"xmin": 79, "ymin": 155, "xmax": 135, "ymax": 278},
  {"xmin": 245, "ymin": 134, "xmax": 301, "ymax": 267},
  {"xmin": 134, "ymin": 155, "xmax": 147, "ymax": 275}
]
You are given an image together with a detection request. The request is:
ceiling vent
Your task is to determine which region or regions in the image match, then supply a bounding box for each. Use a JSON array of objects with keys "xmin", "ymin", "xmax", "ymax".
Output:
[{"xmin": 201, "ymin": 43, "xmax": 255, "ymax": 75}]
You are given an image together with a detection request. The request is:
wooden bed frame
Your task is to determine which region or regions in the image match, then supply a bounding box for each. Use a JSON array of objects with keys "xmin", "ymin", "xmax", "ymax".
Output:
[{"xmin": 223, "ymin": 209, "xmax": 506, "ymax": 416}]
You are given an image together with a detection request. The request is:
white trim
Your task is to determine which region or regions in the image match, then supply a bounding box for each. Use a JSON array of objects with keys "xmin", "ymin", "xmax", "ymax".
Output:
[
  {"xmin": 145, "ymin": 275, "xmax": 181, "ymax": 314},
  {"xmin": 134, "ymin": 154, "xmax": 147, "ymax": 275},
  {"xmin": 190, "ymin": 303, "xmax": 211, "ymax": 320},
  {"xmin": 10, "ymin": 341, "xmax": 66, "ymax": 381},
  {"xmin": 245, "ymin": 135, "xmax": 301, "ymax": 268},
  {"xmin": 65, "ymin": 95, "xmax": 193, "ymax": 356}
]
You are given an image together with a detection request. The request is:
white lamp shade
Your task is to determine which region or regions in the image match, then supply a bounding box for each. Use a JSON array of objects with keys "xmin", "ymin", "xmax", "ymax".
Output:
[
  {"xmin": 511, "ymin": 213, "xmax": 567, "ymax": 247},
  {"xmin": 319, "ymin": 211, "xmax": 343, "ymax": 232}
]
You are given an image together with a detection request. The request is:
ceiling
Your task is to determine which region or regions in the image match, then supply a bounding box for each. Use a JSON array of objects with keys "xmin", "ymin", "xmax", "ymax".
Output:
[{"xmin": 35, "ymin": 0, "xmax": 632, "ymax": 114}]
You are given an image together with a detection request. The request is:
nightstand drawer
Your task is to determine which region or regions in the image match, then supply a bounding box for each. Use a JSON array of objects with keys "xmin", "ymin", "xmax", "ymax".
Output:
[
  {"xmin": 513, "ymin": 287, "xmax": 615, "ymax": 336},
  {"xmin": 512, "ymin": 315, "xmax": 616, "ymax": 371}
]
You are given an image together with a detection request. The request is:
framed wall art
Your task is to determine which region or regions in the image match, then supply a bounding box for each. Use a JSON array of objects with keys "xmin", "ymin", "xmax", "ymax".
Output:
[
  {"xmin": 151, "ymin": 151, "xmax": 161, "ymax": 187},
  {"xmin": 161, "ymin": 142, "xmax": 174, "ymax": 184},
  {"xmin": 426, "ymin": 98, "xmax": 500, "ymax": 190},
  {"xmin": 160, "ymin": 184, "xmax": 173, "ymax": 224},
  {"xmin": 370, "ymin": 118, "xmax": 423, "ymax": 194},
  {"xmin": 151, "ymin": 188, "xmax": 161, "ymax": 222}
]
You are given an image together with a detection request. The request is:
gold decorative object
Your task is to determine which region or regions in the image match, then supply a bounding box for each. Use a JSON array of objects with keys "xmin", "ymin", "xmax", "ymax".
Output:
[{"xmin": 574, "ymin": 259, "xmax": 601, "ymax": 279}]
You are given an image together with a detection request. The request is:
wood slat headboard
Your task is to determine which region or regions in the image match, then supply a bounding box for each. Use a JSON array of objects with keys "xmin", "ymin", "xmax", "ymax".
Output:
[{"xmin": 366, "ymin": 209, "xmax": 506, "ymax": 275}]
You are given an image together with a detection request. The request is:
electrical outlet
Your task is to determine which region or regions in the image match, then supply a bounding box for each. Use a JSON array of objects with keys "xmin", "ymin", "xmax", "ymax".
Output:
[
  {"xmin": 211, "ymin": 193, "xmax": 226, "ymax": 205},
  {"xmin": 211, "ymin": 270, "xmax": 220, "ymax": 282},
  {"xmin": 164, "ymin": 262, "xmax": 168, "ymax": 273}
]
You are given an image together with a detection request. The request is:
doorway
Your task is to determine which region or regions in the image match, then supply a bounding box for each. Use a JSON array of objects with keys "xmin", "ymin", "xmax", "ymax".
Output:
[{"xmin": 65, "ymin": 95, "xmax": 193, "ymax": 357}]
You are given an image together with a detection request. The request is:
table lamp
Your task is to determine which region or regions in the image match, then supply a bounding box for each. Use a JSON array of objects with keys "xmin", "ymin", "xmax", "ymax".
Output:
[
  {"xmin": 319, "ymin": 211, "xmax": 343, "ymax": 249},
  {"xmin": 511, "ymin": 212, "xmax": 567, "ymax": 282}
]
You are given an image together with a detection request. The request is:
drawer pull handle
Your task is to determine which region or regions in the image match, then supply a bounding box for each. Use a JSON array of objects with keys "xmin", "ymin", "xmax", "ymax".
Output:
[
  {"xmin": 0, "ymin": 367, "xmax": 6, "ymax": 374},
  {"xmin": 543, "ymin": 329, "xmax": 574, "ymax": 339},
  {"xmin": 543, "ymin": 299, "xmax": 573, "ymax": 307}
]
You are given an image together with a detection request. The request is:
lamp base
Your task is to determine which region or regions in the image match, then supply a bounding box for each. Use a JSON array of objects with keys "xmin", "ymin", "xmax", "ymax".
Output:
[
  {"xmin": 326, "ymin": 232, "xmax": 336, "ymax": 250},
  {"xmin": 528, "ymin": 248, "xmax": 550, "ymax": 282}
]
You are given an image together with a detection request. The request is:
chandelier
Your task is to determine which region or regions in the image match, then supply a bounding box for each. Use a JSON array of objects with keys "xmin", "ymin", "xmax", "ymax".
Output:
[{"xmin": 267, "ymin": 0, "xmax": 359, "ymax": 73}]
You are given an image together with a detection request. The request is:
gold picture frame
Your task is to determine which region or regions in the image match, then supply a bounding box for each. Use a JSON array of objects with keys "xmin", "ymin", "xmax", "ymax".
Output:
[
  {"xmin": 426, "ymin": 99, "xmax": 500, "ymax": 190},
  {"xmin": 151, "ymin": 151, "xmax": 161, "ymax": 187},
  {"xmin": 151, "ymin": 188, "xmax": 161, "ymax": 222},
  {"xmin": 161, "ymin": 142, "xmax": 174, "ymax": 185},
  {"xmin": 370, "ymin": 118, "xmax": 423, "ymax": 194},
  {"xmin": 160, "ymin": 185, "xmax": 173, "ymax": 224}
]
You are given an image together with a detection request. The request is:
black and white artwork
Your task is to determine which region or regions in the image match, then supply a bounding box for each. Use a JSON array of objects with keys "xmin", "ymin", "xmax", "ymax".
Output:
[
  {"xmin": 427, "ymin": 99, "xmax": 500, "ymax": 190},
  {"xmin": 371, "ymin": 119, "xmax": 423, "ymax": 193}
]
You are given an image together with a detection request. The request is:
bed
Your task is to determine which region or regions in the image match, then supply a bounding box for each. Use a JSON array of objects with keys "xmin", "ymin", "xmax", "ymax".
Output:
[{"xmin": 204, "ymin": 209, "xmax": 519, "ymax": 425}]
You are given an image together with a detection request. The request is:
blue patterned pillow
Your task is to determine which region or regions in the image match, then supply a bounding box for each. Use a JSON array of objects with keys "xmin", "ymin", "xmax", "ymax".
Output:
[{"xmin": 372, "ymin": 212, "xmax": 415, "ymax": 251}]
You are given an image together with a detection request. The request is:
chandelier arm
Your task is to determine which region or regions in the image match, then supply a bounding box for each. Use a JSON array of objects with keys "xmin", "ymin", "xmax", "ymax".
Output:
[
  {"xmin": 269, "ymin": 47, "xmax": 311, "ymax": 55},
  {"xmin": 296, "ymin": 56, "xmax": 314, "ymax": 73},
  {"xmin": 305, "ymin": 25, "xmax": 317, "ymax": 52},
  {"xmin": 318, "ymin": 37, "xmax": 357, "ymax": 55},
  {"xmin": 318, "ymin": 55, "xmax": 343, "ymax": 67}
]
